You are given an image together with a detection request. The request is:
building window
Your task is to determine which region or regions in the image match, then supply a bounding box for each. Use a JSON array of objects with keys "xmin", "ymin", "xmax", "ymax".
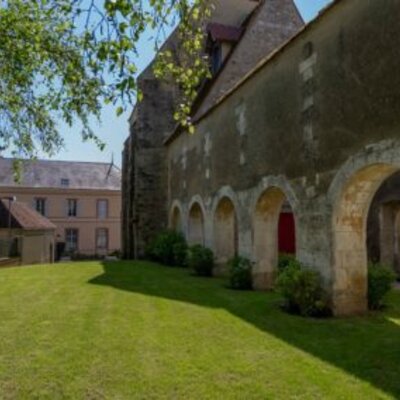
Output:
[
  {"xmin": 96, "ymin": 228, "xmax": 108, "ymax": 251},
  {"xmin": 67, "ymin": 199, "xmax": 78, "ymax": 217},
  {"xmin": 61, "ymin": 178, "xmax": 70, "ymax": 187},
  {"xmin": 97, "ymin": 199, "xmax": 108, "ymax": 219},
  {"xmin": 35, "ymin": 198, "xmax": 46, "ymax": 216},
  {"xmin": 65, "ymin": 229, "xmax": 78, "ymax": 253},
  {"xmin": 210, "ymin": 42, "xmax": 222, "ymax": 75}
]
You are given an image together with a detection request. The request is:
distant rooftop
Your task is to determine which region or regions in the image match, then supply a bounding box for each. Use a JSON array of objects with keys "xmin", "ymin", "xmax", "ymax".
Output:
[{"xmin": 0, "ymin": 158, "xmax": 121, "ymax": 191}]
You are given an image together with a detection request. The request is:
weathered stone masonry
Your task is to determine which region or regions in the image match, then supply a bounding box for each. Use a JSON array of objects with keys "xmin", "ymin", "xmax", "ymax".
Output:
[
  {"xmin": 122, "ymin": 0, "xmax": 303, "ymax": 258},
  {"xmin": 122, "ymin": 52, "xmax": 180, "ymax": 259},
  {"xmin": 165, "ymin": 0, "xmax": 400, "ymax": 316}
]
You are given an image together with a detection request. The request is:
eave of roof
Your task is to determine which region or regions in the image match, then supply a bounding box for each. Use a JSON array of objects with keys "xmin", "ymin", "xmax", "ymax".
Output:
[
  {"xmin": 164, "ymin": 0, "xmax": 340, "ymax": 146},
  {"xmin": 0, "ymin": 200, "xmax": 56, "ymax": 231}
]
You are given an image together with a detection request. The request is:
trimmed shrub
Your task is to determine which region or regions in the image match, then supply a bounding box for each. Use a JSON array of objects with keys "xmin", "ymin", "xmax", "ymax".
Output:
[
  {"xmin": 146, "ymin": 231, "xmax": 188, "ymax": 267},
  {"xmin": 368, "ymin": 263, "xmax": 396, "ymax": 310},
  {"xmin": 172, "ymin": 242, "xmax": 188, "ymax": 268},
  {"xmin": 276, "ymin": 261, "xmax": 330, "ymax": 317},
  {"xmin": 228, "ymin": 256, "xmax": 253, "ymax": 290},
  {"xmin": 187, "ymin": 245, "xmax": 214, "ymax": 277},
  {"xmin": 277, "ymin": 253, "xmax": 297, "ymax": 275}
]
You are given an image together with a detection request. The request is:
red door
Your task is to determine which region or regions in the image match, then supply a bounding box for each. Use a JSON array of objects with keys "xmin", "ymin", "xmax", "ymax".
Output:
[{"xmin": 278, "ymin": 212, "xmax": 296, "ymax": 254}]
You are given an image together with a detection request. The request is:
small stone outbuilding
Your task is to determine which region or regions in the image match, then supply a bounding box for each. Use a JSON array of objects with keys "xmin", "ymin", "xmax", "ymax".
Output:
[{"xmin": 0, "ymin": 199, "xmax": 56, "ymax": 265}]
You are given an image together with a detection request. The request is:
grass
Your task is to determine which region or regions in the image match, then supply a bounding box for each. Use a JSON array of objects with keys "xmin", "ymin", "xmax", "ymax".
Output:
[{"xmin": 0, "ymin": 261, "xmax": 400, "ymax": 399}]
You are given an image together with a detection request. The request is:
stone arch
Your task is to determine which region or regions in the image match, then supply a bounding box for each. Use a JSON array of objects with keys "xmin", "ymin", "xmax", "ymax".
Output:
[
  {"xmin": 252, "ymin": 177, "xmax": 299, "ymax": 290},
  {"xmin": 188, "ymin": 196, "xmax": 206, "ymax": 246},
  {"xmin": 169, "ymin": 200, "xmax": 184, "ymax": 233},
  {"xmin": 211, "ymin": 187, "xmax": 240, "ymax": 266},
  {"xmin": 328, "ymin": 140, "xmax": 400, "ymax": 315}
]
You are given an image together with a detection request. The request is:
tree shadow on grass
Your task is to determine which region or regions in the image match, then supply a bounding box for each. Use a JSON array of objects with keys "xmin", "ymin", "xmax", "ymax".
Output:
[{"xmin": 89, "ymin": 261, "xmax": 400, "ymax": 398}]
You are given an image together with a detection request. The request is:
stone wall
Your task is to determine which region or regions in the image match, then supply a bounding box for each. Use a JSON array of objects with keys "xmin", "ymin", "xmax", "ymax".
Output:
[
  {"xmin": 166, "ymin": 0, "xmax": 400, "ymax": 315},
  {"xmin": 122, "ymin": 0, "xmax": 305, "ymax": 257},
  {"xmin": 194, "ymin": 0, "xmax": 304, "ymax": 118},
  {"xmin": 122, "ymin": 73, "xmax": 179, "ymax": 258}
]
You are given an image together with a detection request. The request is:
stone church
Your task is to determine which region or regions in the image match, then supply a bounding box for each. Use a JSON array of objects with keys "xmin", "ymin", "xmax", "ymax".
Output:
[{"xmin": 122, "ymin": 0, "xmax": 400, "ymax": 316}]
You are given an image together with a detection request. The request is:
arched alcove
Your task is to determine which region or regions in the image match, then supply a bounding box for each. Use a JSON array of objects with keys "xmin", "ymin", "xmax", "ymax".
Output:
[
  {"xmin": 332, "ymin": 163, "xmax": 398, "ymax": 315},
  {"xmin": 170, "ymin": 205, "xmax": 183, "ymax": 233},
  {"xmin": 214, "ymin": 197, "xmax": 237, "ymax": 268},
  {"xmin": 188, "ymin": 202, "xmax": 205, "ymax": 245},
  {"xmin": 253, "ymin": 187, "xmax": 297, "ymax": 290}
]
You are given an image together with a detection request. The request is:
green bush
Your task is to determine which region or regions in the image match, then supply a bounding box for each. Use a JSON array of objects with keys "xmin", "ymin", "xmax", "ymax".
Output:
[
  {"xmin": 228, "ymin": 256, "xmax": 253, "ymax": 290},
  {"xmin": 276, "ymin": 261, "xmax": 330, "ymax": 317},
  {"xmin": 172, "ymin": 242, "xmax": 188, "ymax": 268},
  {"xmin": 368, "ymin": 263, "xmax": 396, "ymax": 310},
  {"xmin": 146, "ymin": 231, "xmax": 188, "ymax": 267},
  {"xmin": 277, "ymin": 253, "xmax": 297, "ymax": 275},
  {"xmin": 187, "ymin": 245, "xmax": 214, "ymax": 277}
]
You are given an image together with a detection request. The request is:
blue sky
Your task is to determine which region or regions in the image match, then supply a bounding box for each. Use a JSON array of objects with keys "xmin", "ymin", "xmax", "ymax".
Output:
[{"xmin": 50, "ymin": 0, "xmax": 332, "ymax": 167}]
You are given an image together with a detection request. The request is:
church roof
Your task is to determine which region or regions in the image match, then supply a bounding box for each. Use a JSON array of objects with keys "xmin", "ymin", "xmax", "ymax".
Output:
[
  {"xmin": 164, "ymin": 0, "xmax": 339, "ymax": 145},
  {"xmin": 193, "ymin": 0, "xmax": 339, "ymax": 125},
  {"xmin": 193, "ymin": 0, "xmax": 304, "ymax": 120}
]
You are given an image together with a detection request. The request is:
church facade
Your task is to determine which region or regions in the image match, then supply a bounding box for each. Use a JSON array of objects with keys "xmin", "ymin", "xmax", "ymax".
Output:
[{"xmin": 122, "ymin": 0, "xmax": 400, "ymax": 316}]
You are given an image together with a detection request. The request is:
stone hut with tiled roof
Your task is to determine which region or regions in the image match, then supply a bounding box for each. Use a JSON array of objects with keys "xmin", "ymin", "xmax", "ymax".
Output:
[{"xmin": 0, "ymin": 199, "xmax": 56, "ymax": 265}]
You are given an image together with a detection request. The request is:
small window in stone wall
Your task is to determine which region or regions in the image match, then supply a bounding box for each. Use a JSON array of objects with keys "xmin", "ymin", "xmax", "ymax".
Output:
[
  {"xmin": 61, "ymin": 178, "xmax": 70, "ymax": 187},
  {"xmin": 210, "ymin": 42, "xmax": 222, "ymax": 75},
  {"xmin": 303, "ymin": 41, "xmax": 314, "ymax": 59}
]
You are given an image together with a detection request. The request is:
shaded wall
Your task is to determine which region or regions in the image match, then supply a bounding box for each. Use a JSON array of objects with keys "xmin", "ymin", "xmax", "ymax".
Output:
[
  {"xmin": 367, "ymin": 171, "xmax": 400, "ymax": 276},
  {"xmin": 166, "ymin": 0, "xmax": 400, "ymax": 315}
]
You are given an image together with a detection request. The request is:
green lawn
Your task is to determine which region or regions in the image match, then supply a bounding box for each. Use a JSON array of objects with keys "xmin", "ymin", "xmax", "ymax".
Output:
[{"xmin": 0, "ymin": 261, "xmax": 399, "ymax": 399}]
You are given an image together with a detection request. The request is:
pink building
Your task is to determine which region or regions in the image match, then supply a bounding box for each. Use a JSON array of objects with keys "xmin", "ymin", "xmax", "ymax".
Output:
[{"xmin": 0, "ymin": 158, "xmax": 121, "ymax": 258}]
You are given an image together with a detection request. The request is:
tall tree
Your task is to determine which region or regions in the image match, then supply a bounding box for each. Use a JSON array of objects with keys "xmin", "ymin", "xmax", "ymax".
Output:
[{"xmin": 0, "ymin": 0, "xmax": 210, "ymax": 160}]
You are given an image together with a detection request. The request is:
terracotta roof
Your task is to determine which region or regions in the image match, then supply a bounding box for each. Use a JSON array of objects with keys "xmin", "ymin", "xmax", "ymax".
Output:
[
  {"xmin": 207, "ymin": 23, "xmax": 243, "ymax": 43},
  {"xmin": 0, "ymin": 200, "xmax": 56, "ymax": 231},
  {"xmin": 0, "ymin": 158, "xmax": 121, "ymax": 191}
]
